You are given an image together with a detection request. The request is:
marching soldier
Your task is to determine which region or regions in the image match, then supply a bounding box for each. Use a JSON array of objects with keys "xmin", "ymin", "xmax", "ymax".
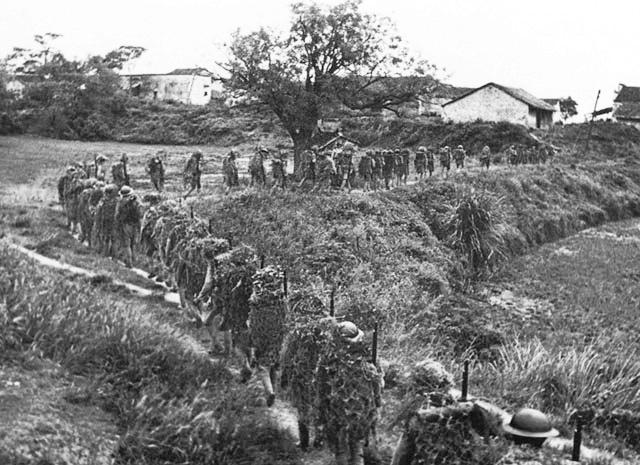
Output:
[
  {"xmin": 337, "ymin": 143, "xmax": 356, "ymax": 191},
  {"xmin": 95, "ymin": 154, "xmax": 108, "ymax": 181},
  {"xmin": 453, "ymin": 145, "xmax": 466, "ymax": 170},
  {"xmin": 315, "ymin": 151, "xmax": 336, "ymax": 192},
  {"xmin": 78, "ymin": 179, "xmax": 104, "ymax": 248},
  {"xmin": 115, "ymin": 186, "xmax": 142, "ymax": 268},
  {"xmin": 439, "ymin": 146, "xmax": 451, "ymax": 176},
  {"xmin": 183, "ymin": 151, "xmax": 203, "ymax": 198},
  {"xmin": 426, "ymin": 147, "xmax": 435, "ymax": 177},
  {"xmin": 372, "ymin": 150, "xmax": 384, "ymax": 191},
  {"xmin": 298, "ymin": 148, "xmax": 316, "ymax": 189},
  {"xmin": 94, "ymin": 184, "xmax": 119, "ymax": 257},
  {"xmin": 358, "ymin": 150, "xmax": 374, "ymax": 192},
  {"xmin": 393, "ymin": 149, "xmax": 404, "ymax": 187},
  {"xmin": 271, "ymin": 150, "xmax": 288, "ymax": 190},
  {"xmin": 147, "ymin": 153, "xmax": 165, "ymax": 192},
  {"xmin": 111, "ymin": 153, "xmax": 130, "ymax": 189},
  {"xmin": 222, "ymin": 150, "xmax": 240, "ymax": 194},
  {"xmin": 249, "ymin": 146, "xmax": 268, "ymax": 188},
  {"xmin": 414, "ymin": 146, "xmax": 427, "ymax": 181},
  {"xmin": 382, "ymin": 150, "xmax": 395, "ymax": 189},
  {"xmin": 58, "ymin": 165, "xmax": 77, "ymax": 206},
  {"xmin": 479, "ymin": 145, "xmax": 491, "ymax": 170},
  {"xmin": 507, "ymin": 145, "xmax": 518, "ymax": 166}
]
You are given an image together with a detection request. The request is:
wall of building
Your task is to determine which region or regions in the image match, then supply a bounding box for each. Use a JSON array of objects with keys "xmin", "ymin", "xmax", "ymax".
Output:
[
  {"xmin": 121, "ymin": 74, "xmax": 222, "ymax": 105},
  {"xmin": 443, "ymin": 85, "xmax": 530, "ymax": 125}
]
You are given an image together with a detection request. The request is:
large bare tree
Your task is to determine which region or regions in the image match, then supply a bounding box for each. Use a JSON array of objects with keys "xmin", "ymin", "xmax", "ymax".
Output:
[{"xmin": 223, "ymin": 0, "xmax": 438, "ymax": 173}]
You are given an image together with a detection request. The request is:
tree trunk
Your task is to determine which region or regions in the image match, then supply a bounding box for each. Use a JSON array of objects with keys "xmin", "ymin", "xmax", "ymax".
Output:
[{"xmin": 288, "ymin": 122, "xmax": 316, "ymax": 178}]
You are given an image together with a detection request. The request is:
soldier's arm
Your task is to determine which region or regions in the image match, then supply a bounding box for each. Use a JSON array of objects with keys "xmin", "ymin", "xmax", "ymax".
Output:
[{"xmin": 195, "ymin": 262, "xmax": 215, "ymax": 303}]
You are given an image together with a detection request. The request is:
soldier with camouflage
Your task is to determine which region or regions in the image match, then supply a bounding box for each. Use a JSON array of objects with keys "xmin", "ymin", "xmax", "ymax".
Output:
[
  {"xmin": 298, "ymin": 148, "xmax": 316, "ymax": 189},
  {"xmin": 249, "ymin": 146, "xmax": 268, "ymax": 188},
  {"xmin": 183, "ymin": 151, "xmax": 203, "ymax": 198},
  {"xmin": 337, "ymin": 143, "xmax": 356, "ymax": 191},
  {"xmin": 439, "ymin": 146, "xmax": 451, "ymax": 176},
  {"xmin": 382, "ymin": 150, "xmax": 395, "ymax": 189},
  {"xmin": 58, "ymin": 166, "xmax": 77, "ymax": 206},
  {"xmin": 507, "ymin": 145, "xmax": 518, "ymax": 166},
  {"xmin": 271, "ymin": 150, "xmax": 288, "ymax": 190},
  {"xmin": 111, "ymin": 153, "xmax": 130, "ymax": 189},
  {"xmin": 453, "ymin": 144, "xmax": 466, "ymax": 170},
  {"xmin": 281, "ymin": 292, "xmax": 330, "ymax": 450},
  {"xmin": 248, "ymin": 265, "xmax": 288, "ymax": 406},
  {"xmin": 222, "ymin": 150, "xmax": 240, "ymax": 194},
  {"xmin": 414, "ymin": 147, "xmax": 427, "ymax": 181},
  {"xmin": 78, "ymin": 179, "xmax": 104, "ymax": 248},
  {"xmin": 147, "ymin": 153, "xmax": 165, "ymax": 192},
  {"xmin": 426, "ymin": 147, "xmax": 435, "ymax": 177},
  {"xmin": 115, "ymin": 186, "xmax": 142, "ymax": 268},
  {"xmin": 314, "ymin": 151, "xmax": 336, "ymax": 192},
  {"xmin": 63, "ymin": 167, "xmax": 87, "ymax": 234},
  {"xmin": 372, "ymin": 150, "xmax": 384, "ymax": 191},
  {"xmin": 479, "ymin": 145, "xmax": 491, "ymax": 170},
  {"xmin": 317, "ymin": 320, "xmax": 382, "ymax": 465},
  {"xmin": 95, "ymin": 154, "xmax": 108, "ymax": 181},
  {"xmin": 358, "ymin": 150, "xmax": 374, "ymax": 192},
  {"xmin": 94, "ymin": 184, "xmax": 120, "ymax": 257}
]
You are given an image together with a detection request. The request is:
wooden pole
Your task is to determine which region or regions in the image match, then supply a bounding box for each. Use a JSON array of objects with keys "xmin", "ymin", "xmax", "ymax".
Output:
[
  {"xmin": 283, "ymin": 269, "xmax": 288, "ymax": 297},
  {"xmin": 371, "ymin": 322, "xmax": 378, "ymax": 365},
  {"xmin": 584, "ymin": 90, "xmax": 601, "ymax": 153},
  {"xmin": 461, "ymin": 360, "xmax": 469, "ymax": 402},
  {"xmin": 571, "ymin": 419, "xmax": 582, "ymax": 462},
  {"xmin": 330, "ymin": 287, "xmax": 335, "ymax": 317}
]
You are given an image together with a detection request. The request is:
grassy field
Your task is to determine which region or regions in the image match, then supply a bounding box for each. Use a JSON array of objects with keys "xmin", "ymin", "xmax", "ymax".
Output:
[{"xmin": 3, "ymin": 129, "xmax": 640, "ymax": 464}]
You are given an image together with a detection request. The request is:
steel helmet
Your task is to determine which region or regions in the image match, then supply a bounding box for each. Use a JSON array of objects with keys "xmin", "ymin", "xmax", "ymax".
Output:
[
  {"xmin": 458, "ymin": 145, "xmax": 463, "ymax": 149},
  {"xmin": 119, "ymin": 185, "xmax": 134, "ymax": 197},
  {"xmin": 104, "ymin": 184, "xmax": 119, "ymax": 196},
  {"xmin": 502, "ymin": 408, "xmax": 559, "ymax": 438},
  {"xmin": 417, "ymin": 146, "xmax": 427, "ymax": 153},
  {"xmin": 338, "ymin": 321, "xmax": 364, "ymax": 343}
]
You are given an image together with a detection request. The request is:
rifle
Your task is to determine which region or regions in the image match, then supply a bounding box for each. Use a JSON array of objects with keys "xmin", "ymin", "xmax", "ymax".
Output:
[
  {"xmin": 122, "ymin": 154, "xmax": 130, "ymax": 186},
  {"xmin": 371, "ymin": 322, "xmax": 379, "ymax": 365},
  {"xmin": 329, "ymin": 287, "xmax": 336, "ymax": 317}
]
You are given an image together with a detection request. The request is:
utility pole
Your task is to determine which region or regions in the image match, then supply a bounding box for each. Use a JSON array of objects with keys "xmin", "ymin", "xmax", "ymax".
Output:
[{"xmin": 584, "ymin": 90, "xmax": 601, "ymax": 152}]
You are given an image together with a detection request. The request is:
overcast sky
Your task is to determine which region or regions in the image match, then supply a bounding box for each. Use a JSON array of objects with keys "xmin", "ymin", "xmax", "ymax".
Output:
[{"xmin": 2, "ymin": 0, "xmax": 639, "ymax": 118}]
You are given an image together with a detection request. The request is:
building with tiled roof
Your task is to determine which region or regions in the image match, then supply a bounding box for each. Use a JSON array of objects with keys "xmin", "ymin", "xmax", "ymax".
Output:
[
  {"xmin": 613, "ymin": 84, "xmax": 640, "ymax": 129},
  {"xmin": 442, "ymin": 82, "xmax": 555, "ymax": 129}
]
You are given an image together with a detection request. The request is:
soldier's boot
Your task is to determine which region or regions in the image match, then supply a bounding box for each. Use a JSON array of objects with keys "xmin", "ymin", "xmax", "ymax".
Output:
[
  {"xmin": 335, "ymin": 430, "xmax": 349, "ymax": 465},
  {"xmin": 298, "ymin": 421, "xmax": 310, "ymax": 451},
  {"xmin": 258, "ymin": 365, "xmax": 276, "ymax": 407},
  {"xmin": 348, "ymin": 438, "xmax": 365, "ymax": 465}
]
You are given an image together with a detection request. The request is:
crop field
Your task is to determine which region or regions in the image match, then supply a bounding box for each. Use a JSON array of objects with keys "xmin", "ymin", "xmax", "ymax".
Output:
[{"xmin": 3, "ymin": 127, "xmax": 640, "ymax": 464}]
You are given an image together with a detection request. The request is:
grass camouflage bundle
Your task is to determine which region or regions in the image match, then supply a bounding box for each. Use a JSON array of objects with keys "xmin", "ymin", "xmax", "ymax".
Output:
[
  {"xmin": 248, "ymin": 265, "xmax": 287, "ymax": 366},
  {"xmin": 174, "ymin": 236, "xmax": 229, "ymax": 302}
]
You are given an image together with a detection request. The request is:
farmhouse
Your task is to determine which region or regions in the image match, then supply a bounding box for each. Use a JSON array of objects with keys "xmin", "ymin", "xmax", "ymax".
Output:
[
  {"xmin": 612, "ymin": 84, "xmax": 640, "ymax": 130},
  {"xmin": 442, "ymin": 82, "xmax": 555, "ymax": 129},
  {"xmin": 120, "ymin": 68, "xmax": 223, "ymax": 105}
]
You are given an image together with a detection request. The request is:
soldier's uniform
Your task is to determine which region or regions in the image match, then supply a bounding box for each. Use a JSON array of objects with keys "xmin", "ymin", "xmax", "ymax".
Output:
[
  {"xmin": 453, "ymin": 145, "xmax": 466, "ymax": 169},
  {"xmin": 78, "ymin": 179, "xmax": 104, "ymax": 247},
  {"xmin": 222, "ymin": 150, "xmax": 239, "ymax": 192},
  {"xmin": 414, "ymin": 147, "xmax": 427, "ymax": 180},
  {"xmin": 147, "ymin": 155, "xmax": 165, "ymax": 191},
  {"xmin": 358, "ymin": 151, "xmax": 374, "ymax": 191},
  {"xmin": 111, "ymin": 154, "xmax": 129, "ymax": 188},
  {"xmin": 426, "ymin": 148, "xmax": 435, "ymax": 177},
  {"xmin": 372, "ymin": 150, "xmax": 384, "ymax": 190},
  {"xmin": 183, "ymin": 151, "xmax": 203, "ymax": 198},
  {"xmin": 479, "ymin": 145, "xmax": 491, "ymax": 170},
  {"xmin": 95, "ymin": 155, "xmax": 108, "ymax": 181},
  {"xmin": 315, "ymin": 152, "xmax": 336, "ymax": 191},
  {"xmin": 63, "ymin": 169, "xmax": 87, "ymax": 233},
  {"xmin": 507, "ymin": 145, "xmax": 518, "ymax": 165},
  {"xmin": 317, "ymin": 320, "xmax": 382, "ymax": 465},
  {"xmin": 392, "ymin": 149, "xmax": 404, "ymax": 187},
  {"xmin": 298, "ymin": 149, "xmax": 316, "ymax": 189},
  {"xmin": 439, "ymin": 146, "xmax": 451, "ymax": 175},
  {"xmin": 382, "ymin": 150, "xmax": 395, "ymax": 189},
  {"xmin": 249, "ymin": 147, "xmax": 268, "ymax": 187},
  {"xmin": 94, "ymin": 184, "xmax": 120, "ymax": 257},
  {"xmin": 400, "ymin": 149, "xmax": 411, "ymax": 185},
  {"xmin": 337, "ymin": 143, "xmax": 356, "ymax": 190},
  {"xmin": 271, "ymin": 151, "xmax": 287, "ymax": 190},
  {"xmin": 115, "ymin": 186, "xmax": 142, "ymax": 268},
  {"xmin": 58, "ymin": 166, "xmax": 77, "ymax": 206}
]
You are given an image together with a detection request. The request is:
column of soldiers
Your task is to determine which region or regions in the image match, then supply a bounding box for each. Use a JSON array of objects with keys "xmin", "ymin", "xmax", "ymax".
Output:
[{"xmin": 506, "ymin": 144, "xmax": 553, "ymax": 165}]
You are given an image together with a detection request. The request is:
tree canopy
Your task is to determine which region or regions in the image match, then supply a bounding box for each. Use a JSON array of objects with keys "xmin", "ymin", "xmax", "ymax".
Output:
[
  {"xmin": 559, "ymin": 97, "xmax": 578, "ymax": 121},
  {"xmin": 223, "ymin": 0, "xmax": 437, "ymax": 171}
]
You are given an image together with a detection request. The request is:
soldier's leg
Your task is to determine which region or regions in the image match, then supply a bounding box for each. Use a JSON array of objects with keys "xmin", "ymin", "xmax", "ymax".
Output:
[
  {"xmin": 257, "ymin": 364, "xmax": 276, "ymax": 406},
  {"xmin": 348, "ymin": 437, "xmax": 365, "ymax": 465},
  {"xmin": 335, "ymin": 429, "xmax": 349, "ymax": 465},
  {"xmin": 298, "ymin": 420, "xmax": 310, "ymax": 450}
]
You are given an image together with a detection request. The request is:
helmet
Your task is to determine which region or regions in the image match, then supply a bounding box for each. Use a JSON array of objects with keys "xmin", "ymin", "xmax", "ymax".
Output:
[
  {"xmin": 96, "ymin": 154, "xmax": 107, "ymax": 163},
  {"xmin": 502, "ymin": 408, "xmax": 559, "ymax": 438},
  {"xmin": 394, "ymin": 149, "xmax": 401, "ymax": 154},
  {"xmin": 458, "ymin": 145, "xmax": 463, "ymax": 149},
  {"xmin": 193, "ymin": 151, "xmax": 203, "ymax": 159},
  {"xmin": 258, "ymin": 146, "xmax": 269, "ymax": 154},
  {"xmin": 104, "ymin": 184, "xmax": 119, "ymax": 196},
  {"xmin": 66, "ymin": 165, "xmax": 77, "ymax": 173},
  {"xmin": 95, "ymin": 181, "xmax": 106, "ymax": 189},
  {"xmin": 417, "ymin": 146, "xmax": 427, "ymax": 153},
  {"xmin": 338, "ymin": 321, "xmax": 364, "ymax": 343},
  {"xmin": 119, "ymin": 186, "xmax": 133, "ymax": 197},
  {"xmin": 342, "ymin": 142, "xmax": 355, "ymax": 152}
]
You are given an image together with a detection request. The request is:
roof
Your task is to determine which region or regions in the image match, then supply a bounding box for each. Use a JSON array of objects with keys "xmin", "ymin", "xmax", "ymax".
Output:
[
  {"xmin": 613, "ymin": 102, "xmax": 640, "ymax": 120},
  {"xmin": 614, "ymin": 85, "xmax": 640, "ymax": 103},
  {"xmin": 543, "ymin": 98, "xmax": 561, "ymax": 106},
  {"xmin": 121, "ymin": 67, "xmax": 215, "ymax": 78},
  {"xmin": 443, "ymin": 82, "xmax": 556, "ymax": 112}
]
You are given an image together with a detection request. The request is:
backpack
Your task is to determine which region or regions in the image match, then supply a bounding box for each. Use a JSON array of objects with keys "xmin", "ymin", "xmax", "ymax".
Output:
[{"xmin": 117, "ymin": 196, "xmax": 141, "ymax": 225}]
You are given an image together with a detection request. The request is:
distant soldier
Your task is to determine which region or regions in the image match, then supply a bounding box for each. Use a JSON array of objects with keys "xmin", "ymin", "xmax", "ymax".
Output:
[
  {"xmin": 426, "ymin": 147, "xmax": 435, "ymax": 177},
  {"xmin": 392, "ymin": 149, "xmax": 403, "ymax": 187},
  {"xmin": 249, "ymin": 146, "xmax": 268, "ymax": 188},
  {"xmin": 337, "ymin": 143, "xmax": 356, "ymax": 191},
  {"xmin": 58, "ymin": 166, "xmax": 77, "ymax": 206},
  {"xmin": 271, "ymin": 150, "xmax": 288, "ymax": 190},
  {"xmin": 317, "ymin": 320, "xmax": 382, "ymax": 465},
  {"xmin": 146, "ymin": 153, "xmax": 165, "ymax": 191},
  {"xmin": 78, "ymin": 179, "xmax": 104, "ymax": 248},
  {"xmin": 538, "ymin": 145, "xmax": 550, "ymax": 164},
  {"xmin": 382, "ymin": 150, "xmax": 395, "ymax": 189},
  {"xmin": 183, "ymin": 151, "xmax": 203, "ymax": 198},
  {"xmin": 439, "ymin": 146, "xmax": 451, "ymax": 176},
  {"xmin": 94, "ymin": 184, "xmax": 119, "ymax": 257},
  {"xmin": 222, "ymin": 150, "xmax": 240, "ymax": 194},
  {"xmin": 479, "ymin": 145, "xmax": 491, "ymax": 170},
  {"xmin": 111, "ymin": 153, "xmax": 130, "ymax": 189},
  {"xmin": 399, "ymin": 149, "xmax": 411, "ymax": 185},
  {"xmin": 315, "ymin": 151, "xmax": 336, "ymax": 191},
  {"xmin": 115, "ymin": 186, "xmax": 142, "ymax": 268},
  {"xmin": 298, "ymin": 148, "xmax": 316, "ymax": 189},
  {"xmin": 453, "ymin": 145, "xmax": 466, "ymax": 169},
  {"xmin": 507, "ymin": 145, "xmax": 518, "ymax": 165},
  {"xmin": 63, "ymin": 168, "xmax": 86, "ymax": 234},
  {"xmin": 358, "ymin": 150, "xmax": 374, "ymax": 192},
  {"xmin": 414, "ymin": 146, "xmax": 427, "ymax": 180},
  {"xmin": 372, "ymin": 150, "xmax": 384, "ymax": 190},
  {"xmin": 95, "ymin": 154, "xmax": 108, "ymax": 181}
]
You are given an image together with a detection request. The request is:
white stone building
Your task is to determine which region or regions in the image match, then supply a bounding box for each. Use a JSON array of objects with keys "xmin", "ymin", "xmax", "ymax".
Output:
[
  {"xmin": 442, "ymin": 82, "xmax": 555, "ymax": 129},
  {"xmin": 120, "ymin": 68, "xmax": 223, "ymax": 105}
]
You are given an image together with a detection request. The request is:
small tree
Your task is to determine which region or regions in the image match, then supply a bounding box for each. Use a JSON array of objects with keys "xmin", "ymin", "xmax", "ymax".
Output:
[
  {"xmin": 559, "ymin": 97, "xmax": 578, "ymax": 122},
  {"xmin": 223, "ymin": 0, "xmax": 437, "ymax": 173}
]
